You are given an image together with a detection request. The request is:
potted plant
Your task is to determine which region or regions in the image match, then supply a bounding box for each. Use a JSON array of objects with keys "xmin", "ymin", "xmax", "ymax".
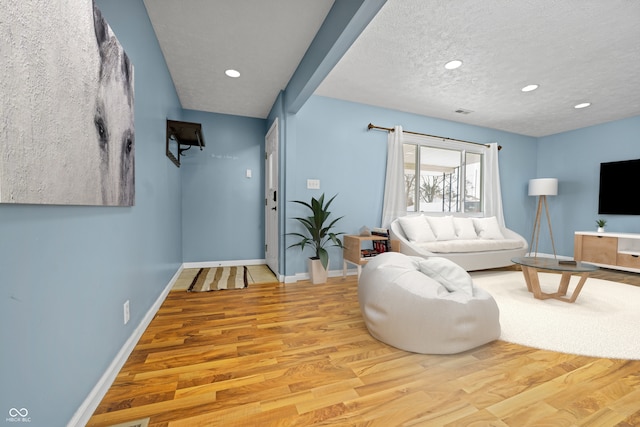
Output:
[
  {"xmin": 288, "ymin": 193, "xmax": 344, "ymax": 284},
  {"xmin": 596, "ymin": 219, "xmax": 607, "ymax": 233}
]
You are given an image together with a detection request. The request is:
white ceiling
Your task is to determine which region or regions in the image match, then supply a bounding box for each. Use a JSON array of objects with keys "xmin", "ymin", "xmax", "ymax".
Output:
[
  {"xmin": 144, "ymin": 0, "xmax": 640, "ymax": 137},
  {"xmin": 143, "ymin": 0, "xmax": 335, "ymax": 118}
]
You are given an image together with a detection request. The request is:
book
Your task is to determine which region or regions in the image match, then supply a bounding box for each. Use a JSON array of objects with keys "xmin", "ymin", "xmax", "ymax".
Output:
[{"xmin": 361, "ymin": 249, "xmax": 378, "ymax": 257}]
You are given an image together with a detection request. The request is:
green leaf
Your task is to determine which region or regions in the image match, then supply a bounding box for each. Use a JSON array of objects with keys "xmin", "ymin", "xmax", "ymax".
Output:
[
  {"xmin": 287, "ymin": 193, "xmax": 344, "ymax": 263},
  {"xmin": 318, "ymin": 248, "xmax": 329, "ymax": 270}
]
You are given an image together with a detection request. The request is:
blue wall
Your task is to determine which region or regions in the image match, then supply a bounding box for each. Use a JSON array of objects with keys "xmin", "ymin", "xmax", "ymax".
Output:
[
  {"xmin": 283, "ymin": 96, "xmax": 538, "ymax": 276},
  {"xmin": 537, "ymin": 115, "xmax": 640, "ymax": 256},
  {"xmin": 180, "ymin": 110, "xmax": 267, "ymax": 262},
  {"xmin": 2, "ymin": 0, "xmax": 639, "ymax": 424},
  {"xmin": 283, "ymin": 99, "xmax": 640, "ymax": 273},
  {"xmin": 0, "ymin": 1, "xmax": 183, "ymax": 425}
]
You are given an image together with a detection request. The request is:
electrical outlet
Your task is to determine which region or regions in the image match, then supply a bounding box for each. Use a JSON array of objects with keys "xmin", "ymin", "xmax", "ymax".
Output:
[
  {"xmin": 123, "ymin": 300, "xmax": 130, "ymax": 325},
  {"xmin": 307, "ymin": 179, "xmax": 320, "ymax": 189}
]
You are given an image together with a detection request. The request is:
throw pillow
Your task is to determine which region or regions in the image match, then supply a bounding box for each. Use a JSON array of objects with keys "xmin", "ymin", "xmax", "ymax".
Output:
[
  {"xmin": 426, "ymin": 216, "xmax": 457, "ymax": 241},
  {"xmin": 453, "ymin": 217, "xmax": 478, "ymax": 239},
  {"xmin": 417, "ymin": 257, "xmax": 474, "ymax": 296},
  {"xmin": 398, "ymin": 215, "xmax": 436, "ymax": 242},
  {"xmin": 473, "ymin": 217, "xmax": 505, "ymax": 240}
]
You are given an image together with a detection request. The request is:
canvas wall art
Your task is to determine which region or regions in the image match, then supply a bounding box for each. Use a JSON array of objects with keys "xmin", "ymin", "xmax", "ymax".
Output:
[{"xmin": 0, "ymin": 0, "xmax": 135, "ymax": 206}]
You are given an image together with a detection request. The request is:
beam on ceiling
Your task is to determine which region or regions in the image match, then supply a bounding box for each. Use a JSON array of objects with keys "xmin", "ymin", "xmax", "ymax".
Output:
[{"xmin": 284, "ymin": 0, "xmax": 387, "ymax": 114}]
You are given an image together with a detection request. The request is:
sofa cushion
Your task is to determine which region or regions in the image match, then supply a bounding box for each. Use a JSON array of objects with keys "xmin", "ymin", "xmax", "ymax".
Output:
[
  {"xmin": 398, "ymin": 215, "xmax": 436, "ymax": 242},
  {"xmin": 417, "ymin": 257, "xmax": 474, "ymax": 296},
  {"xmin": 426, "ymin": 216, "xmax": 457, "ymax": 241},
  {"xmin": 473, "ymin": 217, "xmax": 505, "ymax": 240},
  {"xmin": 416, "ymin": 239, "xmax": 525, "ymax": 253},
  {"xmin": 453, "ymin": 217, "xmax": 478, "ymax": 239}
]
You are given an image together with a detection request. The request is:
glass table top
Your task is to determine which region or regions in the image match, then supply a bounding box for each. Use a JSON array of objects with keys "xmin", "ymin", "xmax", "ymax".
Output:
[{"xmin": 511, "ymin": 257, "xmax": 598, "ymax": 273}]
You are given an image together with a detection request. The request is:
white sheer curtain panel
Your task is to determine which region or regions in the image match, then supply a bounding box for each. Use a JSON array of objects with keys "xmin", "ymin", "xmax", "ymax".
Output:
[
  {"xmin": 483, "ymin": 142, "xmax": 505, "ymax": 227},
  {"xmin": 381, "ymin": 125, "xmax": 406, "ymax": 228}
]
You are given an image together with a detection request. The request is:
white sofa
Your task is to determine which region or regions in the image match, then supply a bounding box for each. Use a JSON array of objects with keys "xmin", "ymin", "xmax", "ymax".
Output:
[
  {"xmin": 359, "ymin": 252, "xmax": 501, "ymax": 354},
  {"xmin": 390, "ymin": 214, "xmax": 528, "ymax": 271}
]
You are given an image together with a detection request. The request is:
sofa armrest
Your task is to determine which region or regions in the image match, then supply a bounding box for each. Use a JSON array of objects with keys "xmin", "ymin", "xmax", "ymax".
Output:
[{"xmin": 501, "ymin": 227, "xmax": 529, "ymax": 250}]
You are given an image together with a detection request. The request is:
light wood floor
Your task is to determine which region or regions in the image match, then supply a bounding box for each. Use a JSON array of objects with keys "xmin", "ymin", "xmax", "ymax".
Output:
[{"xmin": 88, "ymin": 267, "xmax": 640, "ymax": 427}]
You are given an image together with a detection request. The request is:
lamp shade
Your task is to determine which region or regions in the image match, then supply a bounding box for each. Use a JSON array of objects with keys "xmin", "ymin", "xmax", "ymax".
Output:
[{"xmin": 528, "ymin": 178, "xmax": 558, "ymax": 196}]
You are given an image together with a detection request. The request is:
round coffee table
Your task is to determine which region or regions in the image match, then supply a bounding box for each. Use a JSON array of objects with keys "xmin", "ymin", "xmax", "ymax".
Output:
[{"xmin": 511, "ymin": 257, "xmax": 598, "ymax": 303}]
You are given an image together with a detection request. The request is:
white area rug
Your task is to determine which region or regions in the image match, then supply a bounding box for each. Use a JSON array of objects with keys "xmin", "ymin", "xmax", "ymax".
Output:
[{"xmin": 470, "ymin": 270, "xmax": 640, "ymax": 360}]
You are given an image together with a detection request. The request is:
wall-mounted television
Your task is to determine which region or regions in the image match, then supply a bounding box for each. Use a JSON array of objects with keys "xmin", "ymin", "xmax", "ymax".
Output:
[{"xmin": 598, "ymin": 158, "xmax": 640, "ymax": 215}]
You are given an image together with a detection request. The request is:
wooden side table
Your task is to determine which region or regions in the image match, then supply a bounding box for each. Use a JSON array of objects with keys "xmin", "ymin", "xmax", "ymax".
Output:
[{"xmin": 342, "ymin": 234, "xmax": 390, "ymax": 279}]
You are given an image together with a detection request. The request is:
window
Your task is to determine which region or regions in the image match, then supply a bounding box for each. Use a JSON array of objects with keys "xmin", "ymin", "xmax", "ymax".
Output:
[{"xmin": 403, "ymin": 139, "xmax": 484, "ymax": 213}]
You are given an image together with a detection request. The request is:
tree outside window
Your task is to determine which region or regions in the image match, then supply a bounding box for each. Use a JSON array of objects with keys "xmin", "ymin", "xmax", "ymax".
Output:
[{"xmin": 403, "ymin": 143, "xmax": 483, "ymax": 213}]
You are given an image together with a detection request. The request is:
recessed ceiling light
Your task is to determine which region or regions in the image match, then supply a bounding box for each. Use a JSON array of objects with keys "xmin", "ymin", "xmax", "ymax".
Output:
[
  {"xmin": 574, "ymin": 102, "xmax": 591, "ymax": 109},
  {"xmin": 225, "ymin": 69, "xmax": 241, "ymax": 78},
  {"xmin": 444, "ymin": 60, "xmax": 462, "ymax": 70},
  {"xmin": 521, "ymin": 84, "xmax": 539, "ymax": 92}
]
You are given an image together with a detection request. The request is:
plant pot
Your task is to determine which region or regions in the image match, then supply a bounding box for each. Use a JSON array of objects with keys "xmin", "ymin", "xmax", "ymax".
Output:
[
  {"xmin": 597, "ymin": 227, "xmax": 605, "ymax": 233},
  {"xmin": 308, "ymin": 258, "xmax": 328, "ymax": 284}
]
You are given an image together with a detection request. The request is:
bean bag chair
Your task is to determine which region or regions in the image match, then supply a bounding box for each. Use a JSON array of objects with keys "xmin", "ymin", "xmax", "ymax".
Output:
[{"xmin": 358, "ymin": 252, "xmax": 500, "ymax": 354}]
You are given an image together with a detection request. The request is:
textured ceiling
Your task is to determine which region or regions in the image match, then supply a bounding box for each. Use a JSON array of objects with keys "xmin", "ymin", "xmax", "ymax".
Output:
[
  {"xmin": 145, "ymin": 0, "xmax": 640, "ymax": 137},
  {"xmin": 143, "ymin": 0, "xmax": 334, "ymax": 118},
  {"xmin": 316, "ymin": 0, "xmax": 640, "ymax": 137}
]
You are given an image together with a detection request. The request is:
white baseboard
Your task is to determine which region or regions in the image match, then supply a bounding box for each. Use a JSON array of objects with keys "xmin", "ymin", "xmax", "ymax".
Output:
[
  {"xmin": 69, "ymin": 259, "xmax": 355, "ymax": 423},
  {"xmin": 183, "ymin": 258, "xmax": 266, "ymax": 269},
  {"xmin": 183, "ymin": 259, "xmax": 290, "ymax": 283},
  {"xmin": 68, "ymin": 265, "xmax": 183, "ymax": 427},
  {"xmin": 183, "ymin": 259, "xmax": 360, "ymax": 284},
  {"xmin": 284, "ymin": 267, "xmax": 358, "ymax": 283}
]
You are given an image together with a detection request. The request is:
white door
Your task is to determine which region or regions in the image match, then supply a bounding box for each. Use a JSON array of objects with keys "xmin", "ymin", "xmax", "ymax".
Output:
[{"xmin": 265, "ymin": 118, "xmax": 279, "ymax": 276}]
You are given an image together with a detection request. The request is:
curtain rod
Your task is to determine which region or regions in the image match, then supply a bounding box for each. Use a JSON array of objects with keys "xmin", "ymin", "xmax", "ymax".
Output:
[{"xmin": 367, "ymin": 123, "xmax": 502, "ymax": 150}]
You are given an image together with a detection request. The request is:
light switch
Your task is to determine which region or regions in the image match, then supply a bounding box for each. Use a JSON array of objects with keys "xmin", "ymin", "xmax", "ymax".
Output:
[
  {"xmin": 307, "ymin": 179, "xmax": 320, "ymax": 189},
  {"xmin": 246, "ymin": 169, "xmax": 252, "ymax": 178}
]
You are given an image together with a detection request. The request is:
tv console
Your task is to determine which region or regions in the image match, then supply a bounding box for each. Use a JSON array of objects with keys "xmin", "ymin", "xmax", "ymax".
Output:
[{"xmin": 574, "ymin": 231, "xmax": 640, "ymax": 273}]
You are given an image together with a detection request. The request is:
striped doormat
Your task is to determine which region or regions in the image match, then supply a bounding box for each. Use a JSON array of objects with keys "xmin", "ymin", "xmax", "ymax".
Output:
[{"xmin": 187, "ymin": 266, "xmax": 248, "ymax": 292}]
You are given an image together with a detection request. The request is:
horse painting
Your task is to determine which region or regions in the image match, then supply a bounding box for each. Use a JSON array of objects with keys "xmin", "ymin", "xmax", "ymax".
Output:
[
  {"xmin": 0, "ymin": 0, "xmax": 135, "ymax": 206},
  {"xmin": 93, "ymin": 2, "xmax": 135, "ymax": 206}
]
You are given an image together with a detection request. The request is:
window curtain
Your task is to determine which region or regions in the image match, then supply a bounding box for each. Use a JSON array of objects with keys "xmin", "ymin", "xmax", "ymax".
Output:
[
  {"xmin": 381, "ymin": 125, "xmax": 406, "ymax": 228},
  {"xmin": 483, "ymin": 142, "xmax": 505, "ymax": 227}
]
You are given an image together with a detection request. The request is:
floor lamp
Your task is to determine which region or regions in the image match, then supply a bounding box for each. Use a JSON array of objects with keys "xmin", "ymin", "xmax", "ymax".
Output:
[{"xmin": 529, "ymin": 178, "xmax": 558, "ymax": 258}]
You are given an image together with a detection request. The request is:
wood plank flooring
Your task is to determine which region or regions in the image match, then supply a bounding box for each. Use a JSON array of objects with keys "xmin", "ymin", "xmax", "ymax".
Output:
[{"xmin": 88, "ymin": 267, "xmax": 640, "ymax": 427}]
